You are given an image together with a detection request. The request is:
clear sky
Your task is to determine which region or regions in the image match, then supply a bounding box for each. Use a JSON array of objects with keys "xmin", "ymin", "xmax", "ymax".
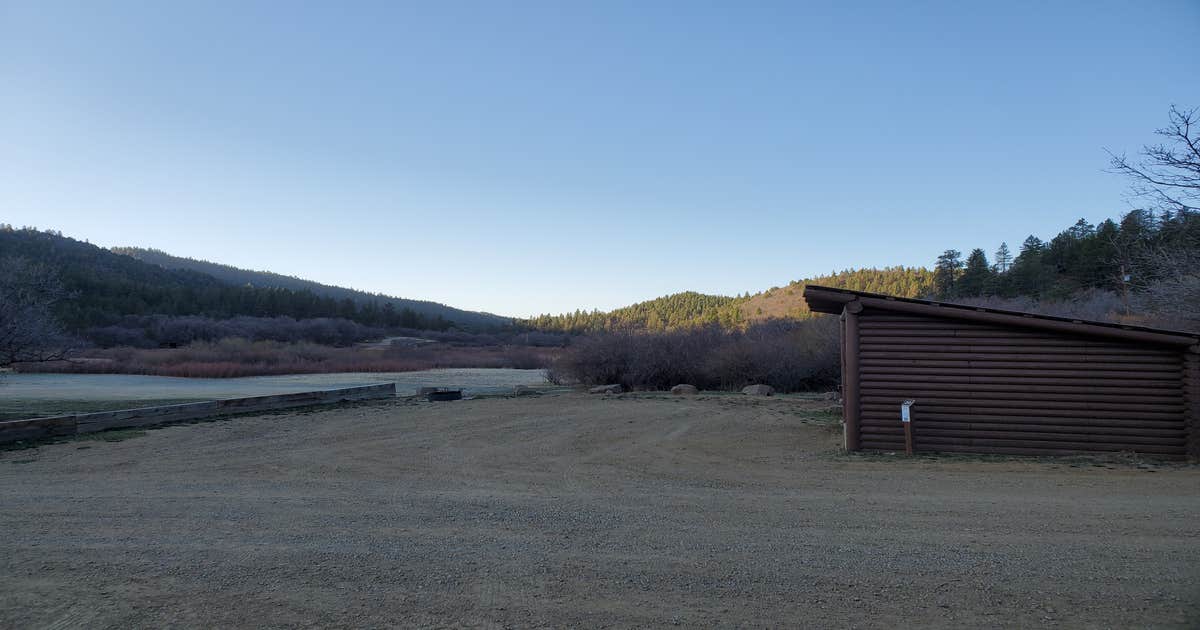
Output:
[{"xmin": 2, "ymin": 1, "xmax": 1198, "ymax": 317}]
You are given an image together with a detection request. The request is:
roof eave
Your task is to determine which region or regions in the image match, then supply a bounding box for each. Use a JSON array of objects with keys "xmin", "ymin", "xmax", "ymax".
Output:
[{"xmin": 802, "ymin": 285, "xmax": 1200, "ymax": 348}]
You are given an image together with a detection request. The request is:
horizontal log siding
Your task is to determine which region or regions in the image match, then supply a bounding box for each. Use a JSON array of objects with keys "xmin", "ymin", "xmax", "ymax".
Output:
[{"xmin": 855, "ymin": 309, "xmax": 1189, "ymax": 458}]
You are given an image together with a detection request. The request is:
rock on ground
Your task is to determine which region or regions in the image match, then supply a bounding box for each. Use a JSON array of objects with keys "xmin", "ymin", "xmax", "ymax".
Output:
[
  {"xmin": 741, "ymin": 384, "xmax": 775, "ymax": 396},
  {"xmin": 670, "ymin": 384, "xmax": 699, "ymax": 395},
  {"xmin": 589, "ymin": 384, "xmax": 623, "ymax": 394}
]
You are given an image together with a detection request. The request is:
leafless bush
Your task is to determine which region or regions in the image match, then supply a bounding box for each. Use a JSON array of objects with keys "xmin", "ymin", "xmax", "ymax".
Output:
[
  {"xmin": 1132, "ymin": 247, "xmax": 1200, "ymax": 329},
  {"xmin": 953, "ymin": 291, "xmax": 1125, "ymax": 321},
  {"xmin": 953, "ymin": 287, "xmax": 1197, "ymax": 330},
  {"xmin": 23, "ymin": 340, "xmax": 560, "ymax": 377},
  {"xmin": 547, "ymin": 330, "xmax": 638, "ymax": 387},
  {"xmin": 85, "ymin": 315, "xmax": 386, "ymax": 348},
  {"xmin": 0, "ymin": 257, "xmax": 76, "ymax": 367},
  {"xmin": 549, "ymin": 318, "xmax": 840, "ymax": 392},
  {"xmin": 84, "ymin": 318, "xmax": 570, "ymax": 349}
]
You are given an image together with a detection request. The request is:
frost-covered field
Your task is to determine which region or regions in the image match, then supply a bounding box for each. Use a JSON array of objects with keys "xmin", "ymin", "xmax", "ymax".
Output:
[{"xmin": 0, "ymin": 369, "xmax": 548, "ymax": 420}]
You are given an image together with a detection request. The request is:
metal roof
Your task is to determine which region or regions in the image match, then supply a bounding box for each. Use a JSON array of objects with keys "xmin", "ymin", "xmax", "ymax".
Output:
[{"xmin": 803, "ymin": 284, "xmax": 1200, "ymax": 346}]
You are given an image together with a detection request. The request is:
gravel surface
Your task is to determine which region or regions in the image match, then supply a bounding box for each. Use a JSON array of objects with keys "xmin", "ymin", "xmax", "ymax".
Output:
[{"xmin": 1, "ymin": 393, "xmax": 1197, "ymax": 628}]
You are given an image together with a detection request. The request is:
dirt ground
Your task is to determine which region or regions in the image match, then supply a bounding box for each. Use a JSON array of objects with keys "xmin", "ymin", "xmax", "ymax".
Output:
[{"xmin": 1, "ymin": 392, "xmax": 1197, "ymax": 628}]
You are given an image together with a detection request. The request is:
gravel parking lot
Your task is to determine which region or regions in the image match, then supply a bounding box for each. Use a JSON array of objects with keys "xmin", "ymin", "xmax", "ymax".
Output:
[{"xmin": 2, "ymin": 393, "xmax": 1197, "ymax": 628}]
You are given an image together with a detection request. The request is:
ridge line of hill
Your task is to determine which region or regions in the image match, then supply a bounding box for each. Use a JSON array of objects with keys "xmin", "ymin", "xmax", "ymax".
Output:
[{"xmin": 0, "ymin": 227, "xmax": 510, "ymax": 332}]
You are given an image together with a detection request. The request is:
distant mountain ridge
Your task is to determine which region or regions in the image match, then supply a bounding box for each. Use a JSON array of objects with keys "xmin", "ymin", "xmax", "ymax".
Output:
[
  {"xmin": 0, "ymin": 226, "xmax": 508, "ymax": 332},
  {"xmin": 112, "ymin": 246, "xmax": 509, "ymax": 329}
]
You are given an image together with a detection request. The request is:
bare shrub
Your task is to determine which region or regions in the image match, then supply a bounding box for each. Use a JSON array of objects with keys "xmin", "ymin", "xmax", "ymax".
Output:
[
  {"xmin": 1133, "ymin": 247, "xmax": 1200, "ymax": 329},
  {"xmin": 953, "ymin": 288, "xmax": 1196, "ymax": 330},
  {"xmin": 83, "ymin": 315, "xmax": 386, "ymax": 348},
  {"xmin": 550, "ymin": 318, "xmax": 840, "ymax": 392},
  {"xmin": 82, "ymin": 317, "xmax": 570, "ymax": 349},
  {"xmin": 0, "ymin": 257, "xmax": 76, "ymax": 367},
  {"xmin": 548, "ymin": 331, "xmax": 638, "ymax": 387},
  {"xmin": 22, "ymin": 341, "xmax": 560, "ymax": 378}
]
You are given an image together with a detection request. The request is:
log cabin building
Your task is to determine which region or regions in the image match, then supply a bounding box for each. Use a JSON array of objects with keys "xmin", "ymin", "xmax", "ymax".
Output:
[{"xmin": 803, "ymin": 285, "xmax": 1200, "ymax": 459}]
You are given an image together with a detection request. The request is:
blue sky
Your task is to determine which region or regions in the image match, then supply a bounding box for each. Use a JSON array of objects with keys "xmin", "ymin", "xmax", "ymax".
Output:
[{"xmin": 2, "ymin": 1, "xmax": 1198, "ymax": 317}]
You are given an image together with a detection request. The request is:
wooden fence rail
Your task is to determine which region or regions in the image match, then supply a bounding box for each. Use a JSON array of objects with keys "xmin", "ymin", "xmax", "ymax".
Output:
[{"xmin": 0, "ymin": 383, "xmax": 397, "ymax": 445}]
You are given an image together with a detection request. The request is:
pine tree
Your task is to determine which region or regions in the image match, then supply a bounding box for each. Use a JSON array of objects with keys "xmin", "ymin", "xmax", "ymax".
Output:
[
  {"xmin": 1008, "ymin": 236, "xmax": 1049, "ymax": 297},
  {"xmin": 957, "ymin": 249, "xmax": 992, "ymax": 297},
  {"xmin": 993, "ymin": 242, "xmax": 1012, "ymax": 273},
  {"xmin": 1067, "ymin": 218, "xmax": 1096, "ymax": 239},
  {"xmin": 933, "ymin": 250, "xmax": 963, "ymax": 298}
]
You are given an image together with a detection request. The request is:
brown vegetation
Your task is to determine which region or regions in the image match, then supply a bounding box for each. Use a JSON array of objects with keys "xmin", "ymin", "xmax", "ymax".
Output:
[
  {"xmin": 548, "ymin": 318, "xmax": 839, "ymax": 392},
  {"xmin": 0, "ymin": 256, "xmax": 75, "ymax": 367},
  {"xmin": 548, "ymin": 284, "xmax": 1199, "ymax": 394},
  {"xmin": 21, "ymin": 338, "xmax": 557, "ymax": 378},
  {"xmin": 953, "ymin": 287, "xmax": 1199, "ymax": 331}
]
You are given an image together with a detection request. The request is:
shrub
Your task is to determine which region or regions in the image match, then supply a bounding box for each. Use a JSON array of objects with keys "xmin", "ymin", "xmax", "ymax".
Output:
[
  {"xmin": 81, "ymin": 315, "xmax": 387, "ymax": 348},
  {"xmin": 549, "ymin": 318, "xmax": 839, "ymax": 392},
  {"xmin": 22, "ymin": 340, "xmax": 560, "ymax": 377}
]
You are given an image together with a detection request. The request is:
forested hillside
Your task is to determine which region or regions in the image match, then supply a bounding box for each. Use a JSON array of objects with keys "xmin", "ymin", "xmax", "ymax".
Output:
[
  {"xmin": 114, "ymin": 247, "xmax": 507, "ymax": 330},
  {"xmin": 526, "ymin": 267, "xmax": 934, "ymax": 333},
  {"xmin": 0, "ymin": 227, "xmax": 501, "ymax": 335},
  {"xmin": 736, "ymin": 267, "xmax": 935, "ymax": 321},
  {"xmin": 528, "ymin": 208, "xmax": 1200, "ymax": 333},
  {"xmin": 931, "ymin": 210, "xmax": 1199, "ymax": 298},
  {"xmin": 524, "ymin": 291, "xmax": 743, "ymax": 333}
]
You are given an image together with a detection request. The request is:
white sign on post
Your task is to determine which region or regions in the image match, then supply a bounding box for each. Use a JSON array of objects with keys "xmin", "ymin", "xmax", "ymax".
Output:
[{"xmin": 901, "ymin": 400, "xmax": 915, "ymax": 423}]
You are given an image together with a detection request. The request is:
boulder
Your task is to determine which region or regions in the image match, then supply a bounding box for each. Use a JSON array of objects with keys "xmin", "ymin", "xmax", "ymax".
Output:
[
  {"xmin": 670, "ymin": 384, "xmax": 699, "ymax": 395},
  {"xmin": 589, "ymin": 384, "xmax": 623, "ymax": 394},
  {"xmin": 741, "ymin": 384, "xmax": 775, "ymax": 396}
]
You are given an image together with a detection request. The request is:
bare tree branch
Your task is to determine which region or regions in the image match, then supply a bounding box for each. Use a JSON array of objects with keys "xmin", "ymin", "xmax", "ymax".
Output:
[
  {"xmin": 1107, "ymin": 105, "xmax": 1200, "ymax": 213},
  {"xmin": 0, "ymin": 257, "xmax": 76, "ymax": 368}
]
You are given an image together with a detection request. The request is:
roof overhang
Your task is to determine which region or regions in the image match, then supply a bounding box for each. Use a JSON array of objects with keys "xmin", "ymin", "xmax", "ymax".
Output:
[{"xmin": 802, "ymin": 285, "xmax": 1200, "ymax": 348}]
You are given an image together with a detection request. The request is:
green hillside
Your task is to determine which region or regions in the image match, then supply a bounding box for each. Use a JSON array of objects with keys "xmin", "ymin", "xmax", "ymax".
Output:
[
  {"xmin": 525, "ymin": 291, "xmax": 744, "ymax": 333},
  {"xmin": 736, "ymin": 267, "xmax": 935, "ymax": 322},
  {"xmin": 525, "ymin": 267, "xmax": 935, "ymax": 333}
]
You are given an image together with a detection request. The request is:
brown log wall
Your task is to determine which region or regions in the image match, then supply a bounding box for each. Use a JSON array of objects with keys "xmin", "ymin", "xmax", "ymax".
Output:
[{"xmin": 850, "ymin": 309, "xmax": 1193, "ymax": 458}]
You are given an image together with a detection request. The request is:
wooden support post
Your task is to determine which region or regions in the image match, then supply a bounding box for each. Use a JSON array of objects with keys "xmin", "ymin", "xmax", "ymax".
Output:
[
  {"xmin": 901, "ymin": 399, "xmax": 915, "ymax": 456},
  {"xmin": 1186, "ymin": 346, "xmax": 1200, "ymax": 461},
  {"xmin": 839, "ymin": 311, "xmax": 847, "ymax": 440},
  {"xmin": 843, "ymin": 300, "xmax": 863, "ymax": 452}
]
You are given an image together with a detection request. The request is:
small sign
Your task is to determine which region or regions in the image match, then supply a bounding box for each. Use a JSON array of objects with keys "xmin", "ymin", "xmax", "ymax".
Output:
[{"xmin": 901, "ymin": 399, "xmax": 916, "ymax": 423}]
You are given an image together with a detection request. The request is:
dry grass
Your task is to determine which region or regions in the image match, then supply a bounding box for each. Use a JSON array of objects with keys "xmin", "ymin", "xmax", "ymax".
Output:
[
  {"xmin": 3, "ymin": 394, "xmax": 1197, "ymax": 628},
  {"xmin": 21, "ymin": 339, "xmax": 559, "ymax": 378}
]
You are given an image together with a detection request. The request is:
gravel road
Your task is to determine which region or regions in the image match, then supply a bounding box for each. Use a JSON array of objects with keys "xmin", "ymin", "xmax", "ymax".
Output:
[{"xmin": 1, "ymin": 393, "xmax": 1197, "ymax": 628}]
